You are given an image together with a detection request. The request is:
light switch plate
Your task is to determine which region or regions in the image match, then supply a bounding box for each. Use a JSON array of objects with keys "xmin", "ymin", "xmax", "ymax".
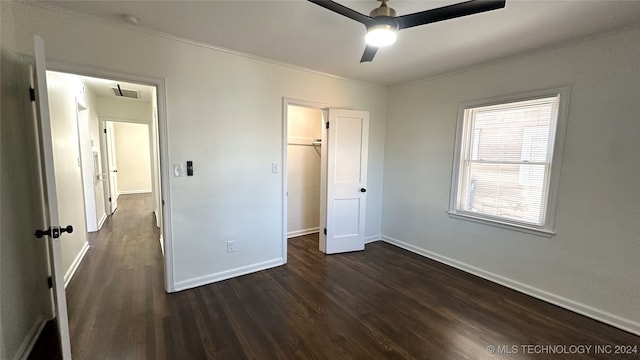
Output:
[
  {"xmin": 173, "ymin": 164, "xmax": 184, "ymax": 177},
  {"xmin": 272, "ymin": 162, "xmax": 279, "ymax": 174}
]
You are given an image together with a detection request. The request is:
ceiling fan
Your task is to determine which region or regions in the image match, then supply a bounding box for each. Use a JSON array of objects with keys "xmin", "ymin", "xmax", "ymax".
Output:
[{"xmin": 308, "ymin": 0, "xmax": 506, "ymax": 62}]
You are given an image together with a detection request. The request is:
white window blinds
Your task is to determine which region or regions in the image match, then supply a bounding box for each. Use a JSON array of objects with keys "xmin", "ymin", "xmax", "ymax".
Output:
[{"xmin": 455, "ymin": 96, "xmax": 560, "ymax": 226}]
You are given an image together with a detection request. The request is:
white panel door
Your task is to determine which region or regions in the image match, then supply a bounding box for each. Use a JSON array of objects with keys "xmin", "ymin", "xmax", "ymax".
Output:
[
  {"xmin": 32, "ymin": 35, "xmax": 73, "ymax": 359},
  {"xmin": 105, "ymin": 122, "xmax": 118, "ymax": 213},
  {"xmin": 322, "ymin": 109, "xmax": 369, "ymax": 254}
]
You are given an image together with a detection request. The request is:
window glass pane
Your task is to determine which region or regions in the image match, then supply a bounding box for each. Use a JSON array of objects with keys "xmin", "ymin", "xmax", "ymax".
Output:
[
  {"xmin": 520, "ymin": 126, "xmax": 550, "ymax": 162},
  {"xmin": 470, "ymin": 101, "xmax": 553, "ymax": 163},
  {"xmin": 460, "ymin": 163, "xmax": 547, "ymax": 224},
  {"xmin": 455, "ymin": 95, "xmax": 559, "ymax": 227}
]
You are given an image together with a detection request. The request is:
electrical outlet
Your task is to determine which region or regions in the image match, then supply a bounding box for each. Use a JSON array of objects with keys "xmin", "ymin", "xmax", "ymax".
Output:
[{"xmin": 227, "ymin": 240, "xmax": 235, "ymax": 253}]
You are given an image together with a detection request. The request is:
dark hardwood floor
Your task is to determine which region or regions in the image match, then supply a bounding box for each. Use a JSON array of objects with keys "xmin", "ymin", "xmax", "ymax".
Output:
[{"xmin": 54, "ymin": 194, "xmax": 639, "ymax": 359}]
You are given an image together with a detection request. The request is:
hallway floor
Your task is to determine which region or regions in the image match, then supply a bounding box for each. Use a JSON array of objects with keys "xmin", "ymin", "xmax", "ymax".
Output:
[{"xmin": 67, "ymin": 194, "xmax": 162, "ymax": 359}]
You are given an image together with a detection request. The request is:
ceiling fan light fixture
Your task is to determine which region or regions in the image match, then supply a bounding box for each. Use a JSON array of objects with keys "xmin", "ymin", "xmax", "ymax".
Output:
[
  {"xmin": 308, "ymin": 0, "xmax": 507, "ymax": 62},
  {"xmin": 365, "ymin": 24, "xmax": 397, "ymax": 47}
]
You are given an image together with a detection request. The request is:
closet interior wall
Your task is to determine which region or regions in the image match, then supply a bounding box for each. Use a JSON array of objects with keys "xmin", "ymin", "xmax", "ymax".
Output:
[{"xmin": 287, "ymin": 106, "xmax": 323, "ymax": 238}]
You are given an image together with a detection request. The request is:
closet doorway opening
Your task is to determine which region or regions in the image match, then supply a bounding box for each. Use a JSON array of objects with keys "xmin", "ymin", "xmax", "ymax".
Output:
[
  {"xmin": 285, "ymin": 102, "xmax": 326, "ymax": 249},
  {"xmin": 283, "ymin": 98, "xmax": 371, "ymax": 259}
]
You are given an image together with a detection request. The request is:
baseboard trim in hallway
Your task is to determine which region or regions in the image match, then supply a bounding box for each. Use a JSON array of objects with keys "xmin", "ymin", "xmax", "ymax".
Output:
[
  {"xmin": 64, "ymin": 242, "xmax": 90, "ymax": 289},
  {"xmin": 97, "ymin": 212, "xmax": 108, "ymax": 230}
]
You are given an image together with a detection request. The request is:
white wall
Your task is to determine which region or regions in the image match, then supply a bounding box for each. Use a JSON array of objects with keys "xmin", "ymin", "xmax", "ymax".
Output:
[
  {"xmin": 98, "ymin": 96, "xmax": 152, "ymax": 122},
  {"xmin": 46, "ymin": 71, "xmax": 90, "ymax": 285},
  {"xmin": 10, "ymin": 1, "xmax": 386, "ymax": 289},
  {"xmin": 1, "ymin": 2, "xmax": 53, "ymax": 359},
  {"xmin": 287, "ymin": 106, "xmax": 322, "ymax": 237},
  {"xmin": 382, "ymin": 27, "xmax": 640, "ymax": 334},
  {"xmin": 112, "ymin": 122, "xmax": 152, "ymax": 194}
]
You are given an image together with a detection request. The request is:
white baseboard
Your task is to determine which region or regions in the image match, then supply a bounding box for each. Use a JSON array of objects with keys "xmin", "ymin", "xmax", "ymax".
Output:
[
  {"xmin": 118, "ymin": 189, "xmax": 151, "ymax": 195},
  {"xmin": 13, "ymin": 314, "xmax": 46, "ymax": 360},
  {"xmin": 64, "ymin": 242, "xmax": 90, "ymax": 288},
  {"xmin": 97, "ymin": 212, "xmax": 108, "ymax": 230},
  {"xmin": 287, "ymin": 227, "xmax": 319, "ymax": 238},
  {"xmin": 174, "ymin": 258, "xmax": 284, "ymax": 292},
  {"xmin": 381, "ymin": 235, "xmax": 640, "ymax": 336},
  {"xmin": 364, "ymin": 234, "xmax": 381, "ymax": 244}
]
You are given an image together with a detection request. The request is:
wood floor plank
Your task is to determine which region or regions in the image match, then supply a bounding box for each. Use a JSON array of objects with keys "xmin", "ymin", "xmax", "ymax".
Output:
[{"xmin": 47, "ymin": 194, "xmax": 639, "ymax": 360}]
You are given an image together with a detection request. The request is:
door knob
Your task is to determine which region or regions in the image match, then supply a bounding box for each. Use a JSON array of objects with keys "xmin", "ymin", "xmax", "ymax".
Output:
[
  {"xmin": 61, "ymin": 225, "xmax": 74, "ymax": 234},
  {"xmin": 360, "ymin": 188, "xmax": 367, "ymax": 193},
  {"xmin": 34, "ymin": 225, "xmax": 74, "ymax": 239}
]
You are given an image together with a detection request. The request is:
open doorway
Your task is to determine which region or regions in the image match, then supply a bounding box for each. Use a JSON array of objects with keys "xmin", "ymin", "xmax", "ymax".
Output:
[
  {"xmin": 28, "ymin": 37, "xmax": 174, "ymax": 358},
  {"xmin": 43, "ymin": 69, "xmax": 165, "ymax": 287},
  {"xmin": 283, "ymin": 99, "xmax": 329, "ymax": 259},
  {"xmin": 286, "ymin": 105, "xmax": 324, "ymax": 239},
  {"xmin": 102, "ymin": 121, "xmax": 154, "ymax": 216},
  {"xmin": 283, "ymin": 99, "xmax": 370, "ymax": 258}
]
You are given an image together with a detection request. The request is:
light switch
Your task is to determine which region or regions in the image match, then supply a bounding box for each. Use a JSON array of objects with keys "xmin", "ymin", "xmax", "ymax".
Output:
[
  {"xmin": 173, "ymin": 164, "xmax": 184, "ymax": 177},
  {"xmin": 272, "ymin": 162, "xmax": 279, "ymax": 174}
]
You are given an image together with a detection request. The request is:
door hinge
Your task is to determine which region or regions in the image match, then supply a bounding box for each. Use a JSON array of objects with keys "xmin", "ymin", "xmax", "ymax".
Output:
[
  {"xmin": 323, "ymin": 228, "xmax": 327, "ymax": 235},
  {"xmin": 104, "ymin": 128, "xmax": 107, "ymax": 134},
  {"xmin": 29, "ymin": 87, "xmax": 36, "ymax": 102},
  {"xmin": 326, "ymin": 121, "xmax": 330, "ymax": 129},
  {"xmin": 108, "ymin": 197, "xmax": 112, "ymax": 202},
  {"xmin": 47, "ymin": 276, "xmax": 53, "ymax": 289},
  {"xmin": 162, "ymin": 199, "xmax": 165, "ymax": 206}
]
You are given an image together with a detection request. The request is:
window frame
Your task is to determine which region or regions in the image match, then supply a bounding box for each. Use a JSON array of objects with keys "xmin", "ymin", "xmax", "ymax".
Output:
[{"xmin": 448, "ymin": 87, "xmax": 571, "ymax": 237}]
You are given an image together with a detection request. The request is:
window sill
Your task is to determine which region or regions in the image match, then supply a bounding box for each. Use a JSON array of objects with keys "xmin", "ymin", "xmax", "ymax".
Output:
[{"xmin": 447, "ymin": 211, "xmax": 555, "ymax": 238}]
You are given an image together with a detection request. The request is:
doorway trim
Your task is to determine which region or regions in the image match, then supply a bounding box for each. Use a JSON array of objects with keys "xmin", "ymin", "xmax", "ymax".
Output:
[
  {"xmin": 46, "ymin": 60, "xmax": 176, "ymax": 292},
  {"xmin": 100, "ymin": 118, "xmax": 155, "ymax": 218},
  {"xmin": 281, "ymin": 97, "xmax": 330, "ymax": 263},
  {"xmin": 74, "ymin": 98, "xmax": 98, "ymax": 232}
]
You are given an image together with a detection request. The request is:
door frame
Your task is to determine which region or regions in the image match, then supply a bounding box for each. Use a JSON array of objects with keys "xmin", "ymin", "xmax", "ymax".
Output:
[
  {"xmin": 281, "ymin": 97, "xmax": 330, "ymax": 262},
  {"xmin": 101, "ymin": 118, "xmax": 156, "ymax": 217},
  {"xmin": 46, "ymin": 60, "xmax": 176, "ymax": 292},
  {"xmin": 74, "ymin": 99, "xmax": 99, "ymax": 232},
  {"xmin": 102, "ymin": 120, "xmax": 118, "ymax": 215}
]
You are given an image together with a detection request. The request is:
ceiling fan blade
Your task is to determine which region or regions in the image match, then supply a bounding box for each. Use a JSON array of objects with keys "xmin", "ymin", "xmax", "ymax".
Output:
[
  {"xmin": 396, "ymin": 0, "xmax": 506, "ymax": 30},
  {"xmin": 307, "ymin": 0, "xmax": 374, "ymax": 27},
  {"xmin": 360, "ymin": 45, "xmax": 379, "ymax": 63}
]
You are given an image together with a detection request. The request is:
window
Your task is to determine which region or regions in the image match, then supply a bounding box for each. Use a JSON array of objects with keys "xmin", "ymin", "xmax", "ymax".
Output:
[{"xmin": 449, "ymin": 88, "xmax": 569, "ymax": 236}]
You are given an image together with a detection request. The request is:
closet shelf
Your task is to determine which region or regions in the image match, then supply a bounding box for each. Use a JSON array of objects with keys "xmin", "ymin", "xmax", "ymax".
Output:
[{"xmin": 287, "ymin": 138, "xmax": 322, "ymax": 147}]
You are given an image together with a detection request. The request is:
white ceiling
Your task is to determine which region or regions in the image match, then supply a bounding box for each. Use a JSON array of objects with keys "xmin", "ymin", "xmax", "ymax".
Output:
[{"xmin": 33, "ymin": 0, "xmax": 640, "ymax": 85}]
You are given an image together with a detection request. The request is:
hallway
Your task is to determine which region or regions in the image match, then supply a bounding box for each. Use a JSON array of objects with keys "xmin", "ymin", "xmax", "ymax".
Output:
[{"xmin": 66, "ymin": 194, "xmax": 163, "ymax": 359}]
